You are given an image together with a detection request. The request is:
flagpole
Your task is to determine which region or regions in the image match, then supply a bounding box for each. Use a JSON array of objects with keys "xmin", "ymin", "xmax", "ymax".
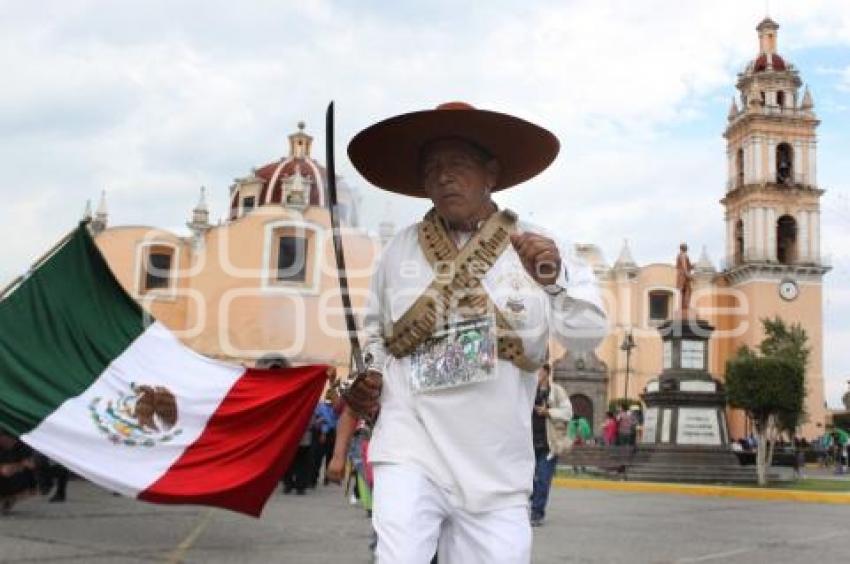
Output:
[{"xmin": 0, "ymin": 221, "xmax": 88, "ymax": 302}]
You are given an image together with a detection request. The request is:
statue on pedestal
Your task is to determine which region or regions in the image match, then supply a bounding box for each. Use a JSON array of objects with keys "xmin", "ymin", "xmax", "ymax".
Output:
[{"xmin": 676, "ymin": 243, "xmax": 694, "ymax": 315}]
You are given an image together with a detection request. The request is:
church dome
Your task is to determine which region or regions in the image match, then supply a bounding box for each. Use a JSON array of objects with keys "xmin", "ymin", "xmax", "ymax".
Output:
[
  {"xmin": 227, "ymin": 121, "xmax": 361, "ymax": 226},
  {"xmin": 255, "ymin": 157, "xmax": 326, "ymax": 206},
  {"xmin": 228, "ymin": 122, "xmax": 329, "ymax": 219}
]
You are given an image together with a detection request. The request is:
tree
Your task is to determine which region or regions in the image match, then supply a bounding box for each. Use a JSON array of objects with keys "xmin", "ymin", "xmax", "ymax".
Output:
[
  {"xmin": 759, "ymin": 316, "xmax": 810, "ymax": 369},
  {"xmin": 759, "ymin": 316, "xmax": 810, "ymax": 434},
  {"xmin": 726, "ymin": 318, "xmax": 809, "ymax": 485},
  {"xmin": 726, "ymin": 354, "xmax": 804, "ymax": 485}
]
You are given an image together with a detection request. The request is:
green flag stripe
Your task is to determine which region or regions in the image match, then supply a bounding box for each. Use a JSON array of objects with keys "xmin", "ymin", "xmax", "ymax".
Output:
[{"xmin": 0, "ymin": 225, "xmax": 147, "ymax": 436}]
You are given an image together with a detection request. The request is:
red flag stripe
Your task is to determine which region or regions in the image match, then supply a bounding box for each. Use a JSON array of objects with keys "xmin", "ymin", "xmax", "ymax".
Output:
[{"xmin": 138, "ymin": 365, "xmax": 328, "ymax": 517}]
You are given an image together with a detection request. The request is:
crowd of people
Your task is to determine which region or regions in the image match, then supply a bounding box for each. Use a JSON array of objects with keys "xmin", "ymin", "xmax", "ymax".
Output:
[
  {"xmin": 813, "ymin": 430, "xmax": 849, "ymax": 473},
  {"xmin": 728, "ymin": 429, "xmax": 850, "ymax": 478}
]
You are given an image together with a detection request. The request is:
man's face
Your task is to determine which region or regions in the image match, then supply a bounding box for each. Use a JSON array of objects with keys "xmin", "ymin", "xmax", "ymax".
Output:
[{"xmin": 420, "ymin": 139, "xmax": 499, "ymax": 225}]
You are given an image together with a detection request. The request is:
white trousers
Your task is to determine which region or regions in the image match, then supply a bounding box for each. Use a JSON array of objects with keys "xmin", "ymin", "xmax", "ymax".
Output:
[{"xmin": 372, "ymin": 463, "xmax": 532, "ymax": 564}]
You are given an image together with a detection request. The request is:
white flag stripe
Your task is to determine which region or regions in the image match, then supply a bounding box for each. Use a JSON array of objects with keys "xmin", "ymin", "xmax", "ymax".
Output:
[{"xmin": 22, "ymin": 322, "xmax": 245, "ymax": 496}]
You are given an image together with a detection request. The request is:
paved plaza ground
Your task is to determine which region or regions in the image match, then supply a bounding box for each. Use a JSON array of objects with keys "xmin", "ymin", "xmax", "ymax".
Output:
[{"xmin": 1, "ymin": 479, "xmax": 849, "ymax": 563}]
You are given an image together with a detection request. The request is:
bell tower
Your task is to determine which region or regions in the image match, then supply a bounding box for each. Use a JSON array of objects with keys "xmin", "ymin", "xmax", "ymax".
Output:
[
  {"xmin": 721, "ymin": 18, "xmax": 829, "ymax": 436},
  {"xmin": 723, "ymin": 17, "xmax": 824, "ymax": 268}
]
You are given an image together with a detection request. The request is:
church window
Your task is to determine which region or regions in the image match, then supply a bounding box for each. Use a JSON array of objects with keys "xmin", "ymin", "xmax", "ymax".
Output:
[
  {"xmin": 142, "ymin": 246, "xmax": 174, "ymax": 292},
  {"xmin": 262, "ymin": 221, "xmax": 322, "ymax": 293},
  {"xmin": 243, "ymin": 196, "xmax": 255, "ymax": 213},
  {"xmin": 735, "ymin": 148, "xmax": 744, "ymax": 187},
  {"xmin": 776, "ymin": 215, "xmax": 797, "ymax": 265},
  {"xmin": 776, "ymin": 143, "xmax": 793, "ymax": 184},
  {"xmin": 734, "ymin": 220, "xmax": 744, "ymax": 265},
  {"xmin": 648, "ymin": 290, "xmax": 672, "ymax": 322},
  {"xmin": 760, "ymin": 91, "xmax": 766, "ymax": 105},
  {"xmin": 275, "ymin": 236, "xmax": 308, "ymax": 282},
  {"xmin": 776, "ymin": 91, "xmax": 785, "ymax": 108}
]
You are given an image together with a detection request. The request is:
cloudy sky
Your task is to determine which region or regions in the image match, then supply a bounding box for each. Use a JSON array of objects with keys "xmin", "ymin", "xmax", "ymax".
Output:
[{"xmin": 1, "ymin": 0, "xmax": 849, "ymax": 405}]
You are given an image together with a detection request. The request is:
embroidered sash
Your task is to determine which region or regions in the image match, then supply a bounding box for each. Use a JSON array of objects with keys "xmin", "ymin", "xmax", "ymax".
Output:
[{"xmin": 384, "ymin": 208, "xmax": 540, "ymax": 372}]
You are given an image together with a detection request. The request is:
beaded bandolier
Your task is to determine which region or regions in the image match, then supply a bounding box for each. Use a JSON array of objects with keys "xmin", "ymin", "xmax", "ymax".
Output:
[{"xmin": 384, "ymin": 208, "xmax": 541, "ymax": 372}]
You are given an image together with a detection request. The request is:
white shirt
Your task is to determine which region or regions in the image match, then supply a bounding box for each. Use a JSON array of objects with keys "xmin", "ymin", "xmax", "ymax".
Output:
[{"xmin": 363, "ymin": 218, "xmax": 607, "ymax": 513}]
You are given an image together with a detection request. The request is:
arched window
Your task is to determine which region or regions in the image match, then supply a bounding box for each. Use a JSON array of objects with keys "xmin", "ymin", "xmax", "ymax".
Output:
[
  {"xmin": 776, "ymin": 91, "xmax": 785, "ymax": 108},
  {"xmin": 776, "ymin": 143, "xmax": 793, "ymax": 184},
  {"xmin": 776, "ymin": 215, "xmax": 797, "ymax": 265},
  {"xmin": 569, "ymin": 394, "xmax": 594, "ymax": 432},
  {"xmin": 734, "ymin": 219, "xmax": 744, "ymax": 265},
  {"xmin": 735, "ymin": 148, "xmax": 744, "ymax": 187}
]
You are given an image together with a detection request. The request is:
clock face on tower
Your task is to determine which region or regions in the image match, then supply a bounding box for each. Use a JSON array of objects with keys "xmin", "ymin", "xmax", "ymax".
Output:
[{"xmin": 779, "ymin": 278, "xmax": 799, "ymax": 301}]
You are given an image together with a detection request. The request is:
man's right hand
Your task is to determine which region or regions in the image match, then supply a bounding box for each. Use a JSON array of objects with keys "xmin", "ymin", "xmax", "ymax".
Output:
[
  {"xmin": 326, "ymin": 455, "xmax": 345, "ymax": 484},
  {"xmin": 343, "ymin": 370, "xmax": 383, "ymax": 420}
]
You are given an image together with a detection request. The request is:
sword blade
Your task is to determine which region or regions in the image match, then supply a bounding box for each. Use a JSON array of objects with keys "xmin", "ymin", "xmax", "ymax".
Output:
[{"xmin": 325, "ymin": 101, "xmax": 366, "ymax": 375}]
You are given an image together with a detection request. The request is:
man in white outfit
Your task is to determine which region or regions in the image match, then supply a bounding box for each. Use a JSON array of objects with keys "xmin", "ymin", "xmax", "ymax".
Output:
[{"xmin": 344, "ymin": 102, "xmax": 607, "ymax": 563}]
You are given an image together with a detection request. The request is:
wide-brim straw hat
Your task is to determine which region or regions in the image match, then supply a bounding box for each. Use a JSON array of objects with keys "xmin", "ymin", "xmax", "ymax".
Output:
[{"xmin": 347, "ymin": 102, "xmax": 559, "ymax": 197}]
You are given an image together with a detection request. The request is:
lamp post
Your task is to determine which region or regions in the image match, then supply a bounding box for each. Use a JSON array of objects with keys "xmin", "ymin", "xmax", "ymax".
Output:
[{"xmin": 620, "ymin": 331, "xmax": 636, "ymax": 400}]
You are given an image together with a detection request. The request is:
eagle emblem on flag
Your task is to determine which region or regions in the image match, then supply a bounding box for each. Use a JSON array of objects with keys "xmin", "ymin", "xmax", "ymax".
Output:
[{"xmin": 89, "ymin": 383, "xmax": 183, "ymax": 447}]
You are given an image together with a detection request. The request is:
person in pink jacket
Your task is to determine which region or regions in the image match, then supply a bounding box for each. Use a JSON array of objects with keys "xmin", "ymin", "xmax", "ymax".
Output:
[{"xmin": 602, "ymin": 411, "xmax": 618, "ymax": 446}]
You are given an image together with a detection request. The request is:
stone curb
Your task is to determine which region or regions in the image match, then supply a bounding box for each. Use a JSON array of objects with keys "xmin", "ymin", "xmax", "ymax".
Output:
[{"xmin": 552, "ymin": 477, "xmax": 850, "ymax": 505}]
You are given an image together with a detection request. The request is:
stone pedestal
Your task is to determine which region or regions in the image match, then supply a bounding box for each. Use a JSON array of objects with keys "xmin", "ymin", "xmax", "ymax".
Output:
[
  {"xmin": 641, "ymin": 317, "xmax": 730, "ymax": 448},
  {"xmin": 631, "ymin": 316, "xmax": 761, "ymax": 483}
]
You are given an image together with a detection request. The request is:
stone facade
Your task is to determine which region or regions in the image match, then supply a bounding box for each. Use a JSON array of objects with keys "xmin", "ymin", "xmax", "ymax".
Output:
[{"xmin": 553, "ymin": 350, "xmax": 609, "ymax": 433}]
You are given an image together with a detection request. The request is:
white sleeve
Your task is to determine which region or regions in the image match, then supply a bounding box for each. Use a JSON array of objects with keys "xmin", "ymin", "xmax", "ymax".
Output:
[
  {"xmin": 361, "ymin": 246, "xmax": 390, "ymax": 373},
  {"xmin": 548, "ymin": 241, "xmax": 608, "ymax": 353}
]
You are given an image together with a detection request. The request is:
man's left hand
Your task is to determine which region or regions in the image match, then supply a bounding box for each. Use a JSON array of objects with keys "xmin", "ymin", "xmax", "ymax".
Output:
[{"xmin": 510, "ymin": 232, "xmax": 561, "ymax": 287}]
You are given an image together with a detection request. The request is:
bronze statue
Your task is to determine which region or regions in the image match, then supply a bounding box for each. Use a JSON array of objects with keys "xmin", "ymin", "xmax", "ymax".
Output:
[{"xmin": 676, "ymin": 243, "xmax": 694, "ymax": 315}]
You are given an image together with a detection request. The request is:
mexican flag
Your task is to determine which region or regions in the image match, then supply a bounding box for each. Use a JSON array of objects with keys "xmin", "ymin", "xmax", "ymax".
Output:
[{"xmin": 0, "ymin": 225, "xmax": 328, "ymax": 517}]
